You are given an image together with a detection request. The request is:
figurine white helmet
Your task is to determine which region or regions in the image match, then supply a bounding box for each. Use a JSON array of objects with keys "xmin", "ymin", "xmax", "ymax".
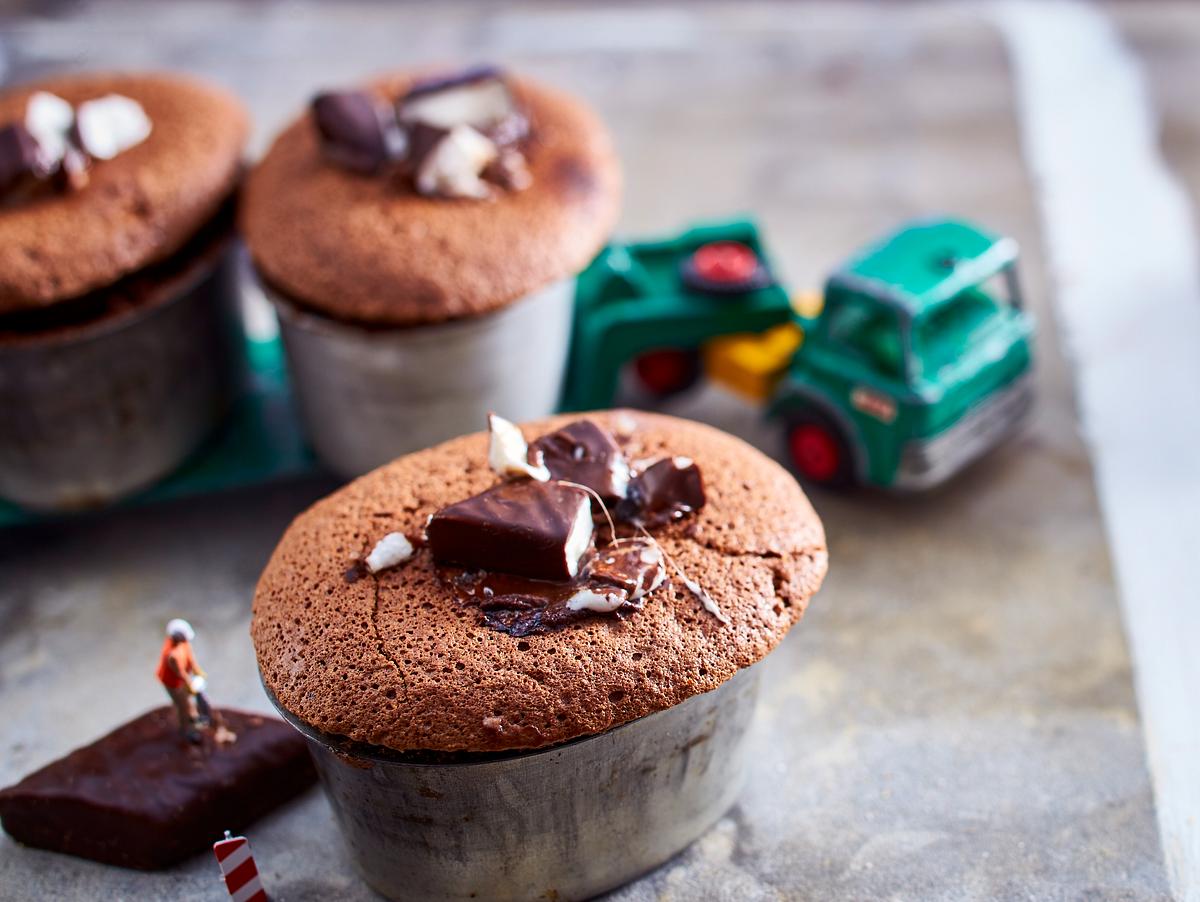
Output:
[{"xmin": 166, "ymin": 618, "xmax": 195, "ymax": 641}]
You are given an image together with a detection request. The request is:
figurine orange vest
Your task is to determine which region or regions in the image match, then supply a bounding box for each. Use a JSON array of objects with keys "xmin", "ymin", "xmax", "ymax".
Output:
[{"xmin": 156, "ymin": 637, "xmax": 197, "ymax": 690}]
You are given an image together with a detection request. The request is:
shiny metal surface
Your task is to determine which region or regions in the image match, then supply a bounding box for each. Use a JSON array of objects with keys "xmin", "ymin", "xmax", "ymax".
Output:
[
  {"xmin": 895, "ymin": 373, "xmax": 1035, "ymax": 490},
  {"xmin": 273, "ymin": 667, "xmax": 760, "ymax": 902},
  {"xmin": 0, "ymin": 248, "xmax": 243, "ymax": 511},
  {"xmin": 268, "ymin": 277, "xmax": 574, "ymax": 478}
]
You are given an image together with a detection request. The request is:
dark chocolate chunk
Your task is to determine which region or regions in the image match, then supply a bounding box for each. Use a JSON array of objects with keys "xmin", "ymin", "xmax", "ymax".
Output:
[
  {"xmin": 344, "ymin": 560, "xmax": 368, "ymax": 584},
  {"xmin": 0, "ymin": 122, "xmax": 44, "ymax": 193},
  {"xmin": 428, "ymin": 480, "xmax": 593, "ymax": 581},
  {"xmin": 0, "ymin": 707, "xmax": 315, "ymax": 870},
  {"xmin": 531, "ymin": 420, "xmax": 631, "ymax": 503},
  {"xmin": 405, "ymin": 120, "xmax": 449, "ymax": 172},
  {"xmin": 312, "ymin": 90, "xmax": 404, "ymax": 174},
  {"xmin": 483, "ymin": 146, "xmax": 531, "ymax": 191},
  {"xmin": 445, "ymin": 538, "xmax": 665, "ymax": 637},
  {"xmin": 57, "ymin": 144, "xmax": 90, "ymax": 191},
  {"xmin": 617, "ymin": 457, "xmax": 706, "ymax": 527},
  {"xmin": 587, "ymin": 540, "xmax": 666, "ymax": 602},
  {"xmin": 404, "ymin": 65, "xmax": 506, "ymax": 101},
  {"xmin": 484, "ymin": 112, "xmax": 530, "ymax": 152}
]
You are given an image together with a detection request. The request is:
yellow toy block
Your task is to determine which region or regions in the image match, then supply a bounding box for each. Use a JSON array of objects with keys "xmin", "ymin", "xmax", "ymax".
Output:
[{"xmin": 704, "ymin": 322, "xmax": 805, "ymax": 402}]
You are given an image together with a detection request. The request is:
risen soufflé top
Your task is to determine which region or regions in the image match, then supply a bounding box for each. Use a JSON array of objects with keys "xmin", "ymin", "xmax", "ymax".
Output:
[
  {"xmin": 252, "ymin": 411, "xmax": 827, "ymax": 753},
  {"xmin": 240, "ymin": 67, "xmax": 621, "ymax": 328}
]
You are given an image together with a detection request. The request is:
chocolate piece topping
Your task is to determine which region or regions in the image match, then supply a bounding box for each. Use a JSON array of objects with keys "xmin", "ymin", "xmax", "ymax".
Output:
[
  {"xmin": 403, "ymin": 65, "xmax": 505, "ymax": 101},
  {"xmin": 488, "ymin": 412, "xmax": 551, "ymax": 481},
  {"xmin": 445, "ymin": 537, "xmax": 665, "ymax": 637},
  {"xmin": 0, "ymin": 123, "xmax": 43, "ymax": 192},
  {"xmin": 414, "ymin": 123, "xmax": 498, "ymax": 200},
  {"xmin": 398, "ymin": 67, "xmax": 525, "ymax": 145},
  {"xmin": 1, "ymin": 90, "xmax": 151, "ymax": 201},
  {"xmin": 365, "ymin": 532, "xmax": 414, "ymax": 573},
  {"xmin": 405, "ymin": 120, "xmax": 449, "ymax": 170},
  {"xmin": 312, "ymin": 90, "xmax": 405, "ymax": 174},
  {"xmin": 310, "ymin": 67, "xmax": 532, "ymax": 198},
  {"xmin": 428, "ymin": 481, "xmax": 594, "ymax": 581},
  {"xmin": 618, "ymin": 456, "xmax": 706, "ymax": 527},
  {"xmin": 24, "ymin": 91, "xmax": 73, "ymax": 169},
  {"xmin": 531, "ymin": 419, "xmax": 631, "ymax": 503},
  {"xmin": 73, "ymin": 94, "xmax": 152, "ymax": 161},
  {"xmin": 484, "ymin": 147, "xmax": 532, "ymax": 191},
  {"xmin": 420, "ymin": 418, "xmax": 716, "ymax": 635}
]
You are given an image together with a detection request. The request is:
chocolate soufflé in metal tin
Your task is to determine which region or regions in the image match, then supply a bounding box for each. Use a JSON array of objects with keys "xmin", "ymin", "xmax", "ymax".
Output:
[
  {"xmin": 239, "ymin": 68, "xmax": 621, "ymax": 476},
  {"xmin": 252, "ymin": 410, "xmax": 827, "ymax": 900},
  {"xmin": 0, "ymin": 72, "xmax": 249, "ymax": 510}
]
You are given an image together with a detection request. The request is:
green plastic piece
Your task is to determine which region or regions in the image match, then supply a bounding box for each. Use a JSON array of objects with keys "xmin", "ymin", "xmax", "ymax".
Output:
[
  {"xmin": 560, "ymin": 218, "xmax": 795, "ymax": 411},
  {"xmin": 567, "ymin": 215, "xmax": 1035, "ymax": 490},
  {"xmin": 830, "ymin": 218, "xmax": 1019, "ymax": 315}
]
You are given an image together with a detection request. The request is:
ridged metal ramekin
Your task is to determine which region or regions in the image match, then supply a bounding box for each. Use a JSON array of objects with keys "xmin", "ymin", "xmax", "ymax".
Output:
[
  {"xmin": 268, "ymin": 666, "xmax": 760, "ymax": 901},
  {"xmin": 0, "ymin": 245, "xmax": 242, "ymax": 511},
  {"xmin": 266, "ymin": 277, "xmax": 574, "ymax": 478}
]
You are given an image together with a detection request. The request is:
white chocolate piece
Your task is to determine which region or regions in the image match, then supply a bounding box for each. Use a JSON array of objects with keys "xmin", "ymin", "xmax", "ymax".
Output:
[
  {"xmin": 24, "ymin": 91, "xmax": 74, "ymax": 168},
  {"xmin": 567, "ymin": 588, "xmax": 626, "ymax": 613},
  {"xmin": 629, "ymin": 546, "xmax": 666, "ymax": 600},
  {"xmin": 400, "ymin": 78, "xmax": 516, "ymax": 132},
  {"xmin": 610, "ymin": 455, "xmax": 631, "ymax": 500},
  {"xmin": 365, "ymin": 532, "xmax": 415, "ymax": 573},
  {"xmin": 488, "ymin": 413, "xmax": 551, "ymax": 481},
  {"xmin": 611, "ymin": 412, "xmax": 639, "ymax": 440},
  {"xmin": 415, "ymin": 124, "xmax": 498, "ymax": 199},
  {"xmin": 74, "ymin": 94, "xmax": 152, "ymax": 160},
  {"xmin": 563, "ymin": 501, "xmax": 594, "ymax": 579},
  {"xmin": 681, "ymin": 572, "xmax": 730, "ymax": 625}
]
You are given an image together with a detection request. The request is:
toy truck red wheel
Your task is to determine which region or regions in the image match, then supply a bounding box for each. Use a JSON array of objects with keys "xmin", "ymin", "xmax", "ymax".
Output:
[
  {"xmin": 786, "ymin": 414, "xmax": 855, "ymax": 487},
  {"xmin": 633, "ymin": 348, "xmax": 702, "ymax": 398}
]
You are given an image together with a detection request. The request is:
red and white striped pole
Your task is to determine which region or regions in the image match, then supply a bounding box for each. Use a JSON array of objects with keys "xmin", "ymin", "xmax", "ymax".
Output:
[{"xmin": 213, "ymin": 831, "xmax": 268, "ymax": 902}]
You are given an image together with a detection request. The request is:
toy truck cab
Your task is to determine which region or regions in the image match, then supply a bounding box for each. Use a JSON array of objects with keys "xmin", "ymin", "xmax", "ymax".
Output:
[{"xmin": 772, "ymin": 219, "xmax": 1035, "ymax": 489}]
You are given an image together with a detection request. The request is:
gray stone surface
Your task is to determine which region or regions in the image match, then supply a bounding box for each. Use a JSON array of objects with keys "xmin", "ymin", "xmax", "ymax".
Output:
[{"xmin": 0, "ymin": 2, "xmax": 1173, "ymax": 900}]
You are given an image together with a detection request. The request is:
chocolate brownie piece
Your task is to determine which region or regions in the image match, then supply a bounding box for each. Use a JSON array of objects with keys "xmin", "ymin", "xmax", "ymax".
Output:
[{"xmin": 0, "ymin": 707, "xmax": 315, "ymax": 870}]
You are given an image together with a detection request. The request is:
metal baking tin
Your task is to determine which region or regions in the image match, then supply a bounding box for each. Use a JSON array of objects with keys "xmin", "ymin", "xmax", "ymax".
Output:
[
  {"xmin": 0, "ymin": 246, "xmax": 243, "ymax": 511},
  {"xmin": 269, "ymin": 666, "xmax": 760, "ymax": 901},
  {"xmin": 267, "ymin": 277, "xmax": 574, "ymax": 478}
]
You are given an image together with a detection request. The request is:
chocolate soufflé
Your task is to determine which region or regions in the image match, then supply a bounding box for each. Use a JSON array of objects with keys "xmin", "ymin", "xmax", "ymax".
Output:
[
  {"xmin": 240, "ymin": 71, "xmax": 621, "ymax": 327},
  {"xmin": 252, "ymin": 411, "xmax": 828, "ymax": 754},
  {"xmin": 0, "ymin": 72, "xmax": 248, "ymax": 322}
]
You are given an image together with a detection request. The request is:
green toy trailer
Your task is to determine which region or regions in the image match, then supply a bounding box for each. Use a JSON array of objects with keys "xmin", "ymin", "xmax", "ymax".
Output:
[{"xmin": 562, "ymin": 217, "xmax": 1035, "ymax": 490}]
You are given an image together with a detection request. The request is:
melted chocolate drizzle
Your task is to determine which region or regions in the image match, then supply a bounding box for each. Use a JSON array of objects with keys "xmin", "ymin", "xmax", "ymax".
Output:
[{"xmin": 443, "ymin": 538, "xmax": 664, "ymax": 637}]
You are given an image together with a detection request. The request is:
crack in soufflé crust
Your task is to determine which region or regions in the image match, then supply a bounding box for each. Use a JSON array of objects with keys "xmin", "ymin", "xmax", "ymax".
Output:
[{"xmin": 251, "ymin": 411, "xmax": 828, "ymax": 752}]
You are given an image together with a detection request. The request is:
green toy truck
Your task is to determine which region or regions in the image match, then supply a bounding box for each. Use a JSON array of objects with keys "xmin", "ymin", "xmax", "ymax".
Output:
[{"xmin": 561, "ymin": 217, "xmax": 1035, "ymax": 490}]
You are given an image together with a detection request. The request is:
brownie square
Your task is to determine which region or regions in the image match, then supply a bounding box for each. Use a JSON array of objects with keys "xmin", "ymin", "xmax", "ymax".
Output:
[{"xmin": 0, "ymin": 707, "xmax": 315, "ymax": 869}]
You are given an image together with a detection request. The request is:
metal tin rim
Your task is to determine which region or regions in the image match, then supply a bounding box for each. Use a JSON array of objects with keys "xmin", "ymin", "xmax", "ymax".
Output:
[
  {"xmin": 269, "ymin": 282, "xmax": 557, "ymax": 345},
  {"xmin": 0, "ymin": 235, "xmax": 234, "ymax": 355},
  {"xmin": 262, "ymin": 665, "xmax": 757, "ymax": 769}
]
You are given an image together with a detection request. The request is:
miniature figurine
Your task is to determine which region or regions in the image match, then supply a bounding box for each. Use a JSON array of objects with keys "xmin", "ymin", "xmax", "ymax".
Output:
[
  {"xmin": 562, "ymin": 217, "xmax": 1035, "ymax": 490},
  {"xmin": 156, "ymin": 619, "xmax": 236, "ymax": 744},
  {"xmin": 214, "ymin": 831, "xmax": 269, "ymax": 901}
]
